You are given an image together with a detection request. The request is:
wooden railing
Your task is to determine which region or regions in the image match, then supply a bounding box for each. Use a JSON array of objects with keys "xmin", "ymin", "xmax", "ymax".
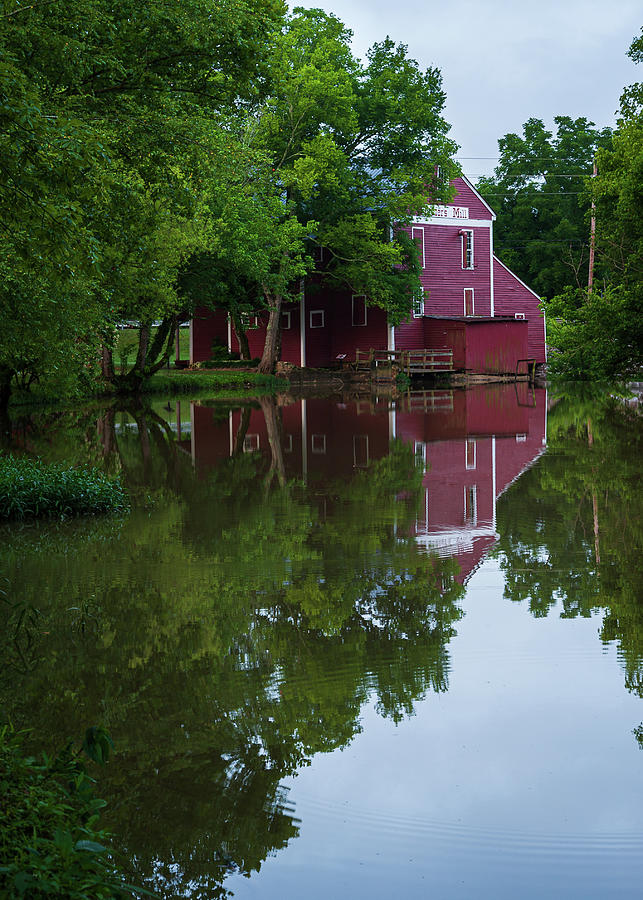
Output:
[
  {"xmin": 516, "ymin": 358, "xmax": 537, "ymax": 383},
  {"xmin": 403, "ymin": 390, "xmax": 454, "ymax": 412},
  {"xmin": 355, "ymin": 348, "xmax": 454, "ymax": 374}
]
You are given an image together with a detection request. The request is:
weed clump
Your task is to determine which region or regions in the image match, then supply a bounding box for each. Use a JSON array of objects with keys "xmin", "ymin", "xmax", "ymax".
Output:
[{"xmin": 0, "ymin": 456, "xmax": 128, "ymax": 519}]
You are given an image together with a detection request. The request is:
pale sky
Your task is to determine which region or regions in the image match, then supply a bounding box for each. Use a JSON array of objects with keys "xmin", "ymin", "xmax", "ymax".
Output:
[{"xmin": 295, "ymin": 0, "xmax": 641, "ymax": 179}]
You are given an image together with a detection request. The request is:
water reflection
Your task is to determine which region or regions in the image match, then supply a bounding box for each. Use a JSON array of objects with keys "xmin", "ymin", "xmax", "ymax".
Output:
[{"xmin": 1, "ymin": 384, "xmax": 641, "ymax": 897}]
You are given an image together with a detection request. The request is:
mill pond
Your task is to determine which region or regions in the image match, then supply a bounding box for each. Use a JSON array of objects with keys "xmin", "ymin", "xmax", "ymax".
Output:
[{"xmin": 2, "ymin": 383, "xmax": 642, "ymax": 899}]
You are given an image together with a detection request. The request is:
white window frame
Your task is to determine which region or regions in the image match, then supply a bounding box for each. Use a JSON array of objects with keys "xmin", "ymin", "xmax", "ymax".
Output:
[
  {"xmin": 465, "ymin": 438, "xmax": 476, "ymax": 470},
  {"xmin": 414, "ymin": 441, "xmax": 427, "ymax": 470},
  {"xmin": 461, "ymin": 229, "xmax": 474, "ymax": 270},
  {"xmin": 412, "ymin": 287, "xmax": 425, "ymax": 318},
  {"xmin": 309, "ymin": 309, "xmax": 325, "ymax": 329},
  {"xmin": 514, "ymin": 312, "xmax": 526, "ymax": 320},
  {"xmin": 464, "ymin": 288, "xmax": 475, "ymax": 317},
  {"xmin": 284, "ymin": 434, "xmax": 293, "ymax": 452},
  {"xmin": 311, "ymin": 433, "xmax": 326, "ymax": 454},
  {"xmin": 281, "ymin": 310, "xmax": 291, "ymax": 330},
  {"xmin": 412, "ymin": 226, "xmax": 425, "ymax": 269},
  {"xmin": 464, "ymin": 484, "xmax": 478, "ymax": 526},
  {"xmin": 352, "ymin": 294, "xmax": 367, "ymax": 327},
  {"xmin": 243, "ymin": 433, "xmax": 260, "ymax": 453}
]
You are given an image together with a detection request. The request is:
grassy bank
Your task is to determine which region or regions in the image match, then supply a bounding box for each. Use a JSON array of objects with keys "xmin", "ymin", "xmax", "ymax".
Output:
[
  {"xmin": 7, "ymin": 368, "xmax": 289, "ymax": 413},
  {"xmin": 0, "ymin": 456, "xmax": 128, "ymax": 520},
  {"xmin": 142, "ymin": 368, "xmax": 287, "ymax": 394}
]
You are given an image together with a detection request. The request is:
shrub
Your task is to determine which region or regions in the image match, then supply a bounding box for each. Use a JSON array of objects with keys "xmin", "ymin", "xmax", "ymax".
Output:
[
  {"xmin": 0, "ymin": 726, "xmax": 150, "ymax": 899},
  {"xmin": 0, "ymin": 456, "xmax": 128, "ymax": 519}
]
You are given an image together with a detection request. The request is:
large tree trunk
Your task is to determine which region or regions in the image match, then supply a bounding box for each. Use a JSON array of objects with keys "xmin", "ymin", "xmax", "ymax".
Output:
[
  {"xmin": 258, "ymin": 289, "xmax": 283, "ymax": 374},
  {"xmin": 0, "ymin": 365, "xmax": 12, "ymax": 416},
  {"xmin": 101, "ymin": 345, "xmax": 115, "ymax": 383},
  {"xmin": 260, "ymin": 396, "xmax": 286, "ymax": 488},
  {"xmin": 144, "ymin": 316, "xmax": 176, "ymax": 376},
  {"xmin": 232, "ymin": 406, "xmax": 252, "ymax": 456},
  {"xmin": 231, "ymin": 313, "xmax": 251, "ymax": 361},
  {"xmin": 117, "ymin": 317, "xmax": 175, "ymax": 393}
]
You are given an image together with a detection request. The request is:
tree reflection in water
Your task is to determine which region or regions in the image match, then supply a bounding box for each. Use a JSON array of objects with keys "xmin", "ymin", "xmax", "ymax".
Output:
[
  {"xmin": 0, "ymin": 394, "xmax": 464, "ymax": 898},
  {"xmin": 4, "ymin": 385, "xmax": 639, "ymax": 895}
]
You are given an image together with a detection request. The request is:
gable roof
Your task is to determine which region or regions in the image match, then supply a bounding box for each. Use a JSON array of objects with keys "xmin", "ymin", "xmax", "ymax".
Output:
[
  {"xmin": 493, "ymin": 255, "xmax": 541, "ymax": 300},
  {"xmin": 454, "ymin": 175, "xmax": 497, "ymax": 220}
]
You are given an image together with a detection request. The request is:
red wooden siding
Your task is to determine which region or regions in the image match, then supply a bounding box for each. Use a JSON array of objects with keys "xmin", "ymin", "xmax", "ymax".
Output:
[
  {"xmin": 191, "ymin": 307, "xmax": 228, "ymax": 364},
  {"xmin": 190, "ymin": 176, "xmax": 547, "ymax": 370},
  {"xmin": 228, "ymin": 302, "xmax": 303, "ymax": 365},
  {"xmin": 493, "ymin": 256, "xmax": 546, "ymax": 364},
  {"xmin": 464, "ymin": 319, "xmax": 528, "ymax": 373}
]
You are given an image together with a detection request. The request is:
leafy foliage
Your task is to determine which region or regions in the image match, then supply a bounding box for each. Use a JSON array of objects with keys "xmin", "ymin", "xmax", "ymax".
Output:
[
  {"xmin": 477, "ymin": 116, "xmax": 611, "ymax": 300},
  {"xmin": 493, "ymin": 387, "xmax": 643, "ymax": 701},
  {"xmin": 0, "ymin": 726, "xmax": 148, "ymax": 899},
  {"xmin": 0, "ymin": 399, "xmax": 464, "ymax": 896},
  {"xmin": 544, "ymin": 31, "xmax": 643, "ymax": 379},
  {"xmin": 0, "ymin": 455, "xmax": 128, "ymax": 518}
]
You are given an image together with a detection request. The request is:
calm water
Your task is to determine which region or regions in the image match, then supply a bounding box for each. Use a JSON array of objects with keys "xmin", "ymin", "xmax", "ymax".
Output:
[{"xmin": 2, "ymin": 384, "xmax": 642, "ymax": 898}]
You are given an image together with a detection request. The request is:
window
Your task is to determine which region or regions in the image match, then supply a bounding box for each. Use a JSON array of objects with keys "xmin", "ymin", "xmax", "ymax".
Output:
[
  {"xmin": 309, "ymin": 309, "xmax": 325, "ymax": 328},
  {"xmin": 514, "ymin": 312, "xmax": 526, "ymax": 320},
  {"xmin": 411, "ymin": 226, "xmax": 425, "ymax": 269},
  {"xmin": 464, "ymin": 288, "xmax": 474, "ymax": 317},
  {"xmin": 414, "ymin": 441, "xmax": 427, "ymax": 470},
  {"xmin": 353, "ymin": 434, "xmax": 369, "ymax": 468},
  {"xmin": 464, "ymin": 485, "xmax": 477, "ymax": 525},
  {"xmin": 412, "ymin": 287, "xmax": 426, "ymax": 318},
  {"xmin": 243, "ymin": 434, "xmax": 260, "ymax": 453},
  {"xmin": 352, "ymin": 294, "xmax": 367, "ymax": 327},
  {"xmin": 241, "ymin": 313, "xmax": 261, "ymax": 330},
  {"xmin": 281, "ymin": 311, "xmax": 291, "ymax": 330},
  {"xmin": 311, "ymin": 434, "xmax": 326, "ymax": 454},
  {"xmin": 465, "ymin": 438, "xmax": 476, "ymax": 469},
  {"xmin": 461, "ymin": 230, "xmax": 474, "ymax": 269},
  {"xmin": 284, "ymin": 434, "xmax": 293, "ymax": 452},
  {"xmin": 313, "ymin": 245, "xmax": 324, "ymax": 264}
]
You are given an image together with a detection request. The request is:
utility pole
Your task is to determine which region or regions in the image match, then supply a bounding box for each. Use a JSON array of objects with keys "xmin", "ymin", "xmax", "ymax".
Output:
[{"xmin": 588, "ymin": 159, "xmax": 597, "ymax": 292}]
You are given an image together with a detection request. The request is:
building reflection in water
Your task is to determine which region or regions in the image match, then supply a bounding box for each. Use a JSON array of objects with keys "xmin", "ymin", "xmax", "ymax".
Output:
[{"xmin": 178, "ymin": 382, "xmax": 547, "ymax": 584}]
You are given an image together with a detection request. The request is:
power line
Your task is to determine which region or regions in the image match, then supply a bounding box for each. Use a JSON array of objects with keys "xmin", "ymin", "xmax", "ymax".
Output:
[
  {"xmin": 464, "ymin": 173, "xmax": 588, "ymax": 178},
  {"xmin": 483, "ymin": 192, "xmax": 584, "ymax": 196}
]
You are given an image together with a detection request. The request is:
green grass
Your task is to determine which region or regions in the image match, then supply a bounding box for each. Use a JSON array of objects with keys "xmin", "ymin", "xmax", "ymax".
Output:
[
  {"xmin": 0, "ymin": 455, "xmax": 128, "ymax": 520},
  {"xmin": 144, "ymin": 369, "xmax": 288, "ymax": 395},
  {"xmin": 115, "ymin": 325, "xmax": 190, "ymax": 370}
]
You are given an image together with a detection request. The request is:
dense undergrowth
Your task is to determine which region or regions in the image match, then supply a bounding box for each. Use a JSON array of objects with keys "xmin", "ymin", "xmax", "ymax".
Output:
[
  {"xmin": 0, "ymin": 456, "xmax": 128, "ymax": 520},
  {"xmin": 0, "ymin": 727, "xmax": 148, "ymax": 899}
]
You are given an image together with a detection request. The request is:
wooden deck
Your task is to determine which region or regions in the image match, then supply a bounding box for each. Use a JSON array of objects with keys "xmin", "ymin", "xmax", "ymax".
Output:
[{"xmin": 355, "ymin": 348, "xmax": 454, "ymax": 376}]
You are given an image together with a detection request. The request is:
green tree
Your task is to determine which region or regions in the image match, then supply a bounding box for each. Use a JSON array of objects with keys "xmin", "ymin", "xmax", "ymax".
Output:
[
  {"xmin": 0, "ymin": 0, "xmax": 287, "ymax": 400},
  {"xmin": 544, "ymin": 32, "xmax": 642, "ymax": 378},
  {"xmin": 201, "ymin": 8, "xmax": 458, "ymax": 373},
  {"xmin": 477, "ymin": 116, "xmax": 611, "ymax": 299}
]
